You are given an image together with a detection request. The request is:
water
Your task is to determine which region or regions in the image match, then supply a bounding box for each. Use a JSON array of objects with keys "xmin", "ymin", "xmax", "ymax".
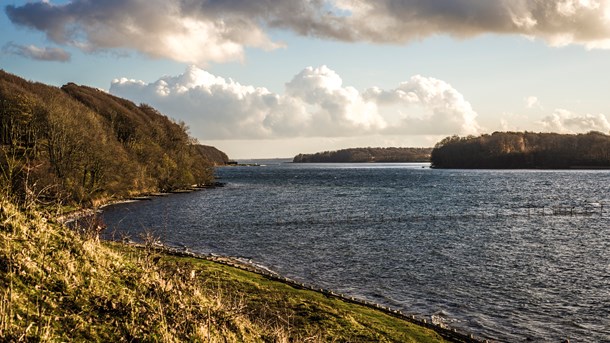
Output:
[{"xmin": 101, "ymin": 162, "xmax": 610, "ymax": 342}]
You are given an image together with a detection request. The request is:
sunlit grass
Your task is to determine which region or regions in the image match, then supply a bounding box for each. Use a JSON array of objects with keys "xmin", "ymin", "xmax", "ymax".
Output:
[{"xmin": 1, "ymin": 199, "xmax": 446, "ymax": 342}]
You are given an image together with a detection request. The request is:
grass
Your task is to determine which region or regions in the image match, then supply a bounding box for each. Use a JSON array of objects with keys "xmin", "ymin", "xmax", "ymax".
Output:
[{"xmin": 0, "ymin": 198, "xmax": 447, "ymax": 342}]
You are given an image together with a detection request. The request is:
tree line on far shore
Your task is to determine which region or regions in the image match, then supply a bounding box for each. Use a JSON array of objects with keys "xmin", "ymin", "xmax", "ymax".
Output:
[
  {"xmin": 0, "ymin": 70, "xmax": 228, "ymax": 205},
  {"xmin": 431, "ymin": 131, "xmax": 610, "ymax": 169},
  {"xmin": 293, "ymin": 147, "xmax": 432, "ymax": 163},
  {"xmin": 294, "ymin": 131, "xmax": 610, "ymax": 169}
]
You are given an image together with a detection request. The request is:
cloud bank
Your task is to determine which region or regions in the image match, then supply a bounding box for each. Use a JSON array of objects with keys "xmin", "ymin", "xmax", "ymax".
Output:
[
  {"xmin": 364, "ymin": 76, "xmax": 480, "ymax": 135},
  {"xmin": 7, "ymin": 0, "xmax": 610, "ymax": 64},
  {"xmin": 110, "ymin": 65, "xmax": 480, "ymax": 140},
  {"xmin": 540, "ymin": 109, "xmax": 610, "ymax": 133},
  {"xmin": 5, "ymin": 0, "xmax": 282, "ymax": 64},
  {"xmin": 2, "ymin": 42, "xmax": 70, "ymax": 62}
]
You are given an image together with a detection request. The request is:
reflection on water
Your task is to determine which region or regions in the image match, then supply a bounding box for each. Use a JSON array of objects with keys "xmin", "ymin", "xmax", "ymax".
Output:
[{"xmin": 102, "ymin": 162, "xmax": 610, "ymax": 342}]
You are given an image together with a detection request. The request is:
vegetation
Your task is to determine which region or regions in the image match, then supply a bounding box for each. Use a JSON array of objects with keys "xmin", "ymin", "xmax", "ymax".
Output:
[
  {"xmin": 0, "ymin": 70, "xmax": 227, "ymax": 206},
  {"xmin": 294, "ymin": 147, "xmax": 432, "ymax": 163},
  {"xmin": 0, "ymin": 199, "xmax": 447, "ymax": 342},
  {"xmin": 431, "ymin": 131, "xmax": 610, "ymax": 169},
  {"xmin": 0, "ymin": 70, "xmax": 451, "ymax": 342},
  {"xmin": 194, "ymin": 145, "xmax": 230, "ymax": 166}
]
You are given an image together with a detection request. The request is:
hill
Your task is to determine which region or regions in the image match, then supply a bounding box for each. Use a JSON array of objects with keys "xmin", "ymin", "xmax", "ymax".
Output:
[
  {"xmin": 294, "ymin": 147, "xmax": 432, "ymax": 163},
  {"xmin": 0, "ymin": 70, "xmax": 227, "ymax": 205},
  {"xmin": 194, "ymin": 144, "xmax": 230, "ymax": 166},
  {"xmin": 431, "ymin": 131, "xmax": 610, "ymax": 169}
]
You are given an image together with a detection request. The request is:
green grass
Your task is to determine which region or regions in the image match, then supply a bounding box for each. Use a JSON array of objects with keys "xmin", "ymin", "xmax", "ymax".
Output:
[
  {"xmin": 1, "ymin": 199, "xmax": 447, "ymax": 342},
  {"xmin": 145, "ymin": 252, "xmax": 446, "ymax": 342}
]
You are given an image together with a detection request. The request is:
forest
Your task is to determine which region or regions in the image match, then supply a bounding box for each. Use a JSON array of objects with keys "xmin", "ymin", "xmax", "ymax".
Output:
[
  {"xmin": 0, "ymin": 70, "xmax": 227, "ymax": 205},
  {"xmin": 431, "ymin": 131, "xmax": 610, "ymax": 169},
  {"xmin": 294, "ymin": 147, "xmax": 432, "ymax": 163}
]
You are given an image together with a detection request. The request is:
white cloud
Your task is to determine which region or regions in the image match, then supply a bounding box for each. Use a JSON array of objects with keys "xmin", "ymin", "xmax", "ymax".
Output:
[
  {"xmin": 500, "ymin": 118, "xmax": 512, "ymax": 131},
  {"xmin": 2, "ymin": 42, "xmax": 70, "ymax": 62},
  {"xmin": 556, "ymin": 0, "xmax": 600, "ymax": 16},
  {"xmin": 5, "ymin": 0, "xmax": 282, "ymax": 65},
  {"xmin": 110, "ymin": 65, "xmax": 481, "ymax": 140},
  {"xmin": 540, "ymin": 109, "xmax": 610, "ymax": 133},
  {"xmin": 7, "ymin": 0, "xmax": 610, "ymax": 65},
  {"xmin": 282, "ymin": 66, "xmax": 386, "ymax": 135},
  {"xmin": 111, "ymin": 66, "xmax": 278, "ymax": 138},
  {"xmin": 525, "ymin": 96, "xmax": 542, "ymax": 109},
  {"xmin": 364, "ymin": 76, "xmax": 481, "ymax": 135},
  {"xmin": 327, "ymin": 0, "xmax": 610, "ymax": 49}
]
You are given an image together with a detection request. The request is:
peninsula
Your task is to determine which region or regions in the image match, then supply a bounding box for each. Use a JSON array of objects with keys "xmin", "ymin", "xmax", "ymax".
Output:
[
  {"xmin": 294, "ymin": 147, "xmax": 432, "ymax": 163},
  {"xmin": 431, "ymin": 131, "xmax": 610, "ymax": 169}
]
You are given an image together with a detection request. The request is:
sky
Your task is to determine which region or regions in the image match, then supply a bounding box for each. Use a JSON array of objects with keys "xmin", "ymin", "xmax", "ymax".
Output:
[{"xmin": 2, "ymin": 1, "xmax": 610, "ymax": 159}]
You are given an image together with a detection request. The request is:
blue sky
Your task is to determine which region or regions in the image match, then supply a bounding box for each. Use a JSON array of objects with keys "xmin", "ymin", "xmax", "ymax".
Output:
[{"xmin": 3, "ymin": 0, "xmax": 610, "ymax": 158}]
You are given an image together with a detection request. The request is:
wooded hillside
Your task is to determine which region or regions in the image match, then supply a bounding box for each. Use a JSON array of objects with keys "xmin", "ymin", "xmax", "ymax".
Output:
[
  {"xmin": 294, "ymin": 147, "xmax": 432, "ymax": 163},
  {"xmin": 431, "ymin": 131, "xmax": 610, "ymax": 169},
  {"xmin": 193, "ymin": 145, "xmax": 230, "ymax": 166},
  {"xmin": 0, "ymin": 70, "xmax": 225, "ymax": 205}
]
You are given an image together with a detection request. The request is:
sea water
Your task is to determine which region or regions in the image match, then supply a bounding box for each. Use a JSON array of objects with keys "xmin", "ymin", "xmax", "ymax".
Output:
[{"xmin": 101, "ymin": 161, "xmax": 610, "ymax": 342}]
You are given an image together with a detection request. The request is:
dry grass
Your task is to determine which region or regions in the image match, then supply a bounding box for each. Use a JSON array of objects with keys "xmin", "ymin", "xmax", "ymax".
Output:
[{"xmin": 0, "ymin": 199, "xmax": 446, "ymax": 342}]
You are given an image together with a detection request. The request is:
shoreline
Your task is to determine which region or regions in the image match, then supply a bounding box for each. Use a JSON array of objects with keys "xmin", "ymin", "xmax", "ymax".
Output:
[
  {"xmin": 116, "ymin": 240, "xmax": 487, "ymax": 343},
  {"xmin": 71, "ymin": 188, "xmax": 487, "ymax": 342},
  {"xmin": 56, "ymin": 185, "xmax": 218, "ymax": 224}
]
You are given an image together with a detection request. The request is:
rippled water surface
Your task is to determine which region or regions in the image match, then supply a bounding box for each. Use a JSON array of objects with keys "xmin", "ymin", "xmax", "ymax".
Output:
[{"xmin": 101, "ymin": 162, "xmax": 610, "ymax": 342}]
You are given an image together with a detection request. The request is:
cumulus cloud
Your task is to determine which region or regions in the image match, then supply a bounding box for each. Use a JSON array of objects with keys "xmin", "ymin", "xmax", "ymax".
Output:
[
  {"xmin": 2, "ymin": 42, "xmax": 70, "ymax": 62},
  {"xmin": 282, "ymin": 66, "xmax": 386, "ymax": 136},
  {"xmin": 525, "ymin": 96, "xmax": 542, "ymax": 109},
  {"xmin": 110, "ymin": 65, "xmax": 480, "ymax": 140},
  {"xmin": 540, "ymin": 109, "xmax": 610, "ymax": 133},
  {"xmin": 364, "ymin": 76, "xmax": 481, "ymax": 135},
  {"xmin": 6, "ymin": 1, "xmax": 610, "ymax": 65},
  {"xmin": 111, "ymin": 67, "xmax": 281, "ymax": 139}
]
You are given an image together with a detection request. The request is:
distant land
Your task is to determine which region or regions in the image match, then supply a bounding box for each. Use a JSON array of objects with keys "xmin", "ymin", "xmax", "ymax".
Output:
[
  {"xmin": 431, "ymin": 131, "xmax": 610, "ymax": 169},
  {"xmin": 293, "ymin": 147, "xmax": 432, "ymax": 163}
]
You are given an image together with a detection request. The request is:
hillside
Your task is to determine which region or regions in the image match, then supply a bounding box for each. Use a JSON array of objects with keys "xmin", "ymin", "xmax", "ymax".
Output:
[
  {"xmin": 0, "ymin": 70, "xmax": 227, "ymax": 205},
  {"xmin": 431, "ymin": 131, "xmax": 610, "ymax": 169},
  {"xmin": 194, "ymin": 145, "xmax": 230, "ymax": 166},
  {"xmin": 294, "ymin": 147, "xmax": 432, "ymax": 163}
]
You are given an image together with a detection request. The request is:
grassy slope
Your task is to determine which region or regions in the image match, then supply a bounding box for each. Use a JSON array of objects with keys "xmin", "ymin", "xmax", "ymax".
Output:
[{"xmin": 0, "ymin": 200, "xmax": 446, "ymax": 342}]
